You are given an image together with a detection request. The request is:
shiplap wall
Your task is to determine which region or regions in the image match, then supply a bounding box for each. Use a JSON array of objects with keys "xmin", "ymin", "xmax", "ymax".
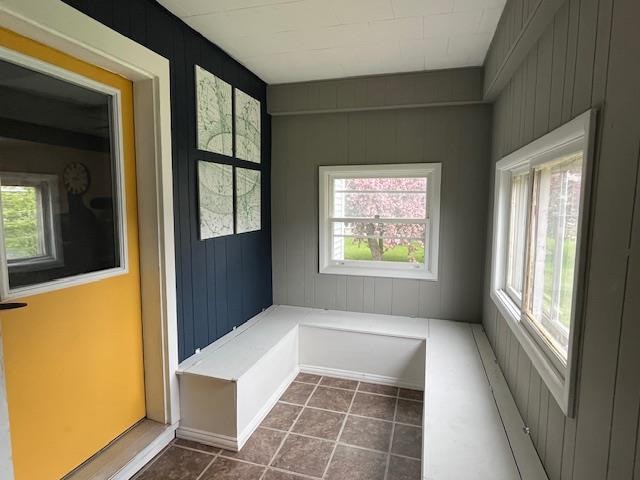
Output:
[
  {"xmin": 271, "ymin": 70, "xmax": 491, "ymax": 322},
  {"xmin": 62, "ymin": 0, "xmax": 273, "ymax": 362},
  {"xmin": 483, "ymin": 0, "xmax": 640, "ymax": 479}
]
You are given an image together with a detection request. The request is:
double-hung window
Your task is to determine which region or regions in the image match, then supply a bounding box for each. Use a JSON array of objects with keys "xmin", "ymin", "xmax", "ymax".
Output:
[
  {"xmin": 491, "ymin": 110, "xmax": 596, "ymax": 416},
  {"xmin": 319, "ymin": 163, "xmax": 441, "ymax": 280},
  {"xmin": 0, "ymin": 173, "xmax": 61, "ymax": 271}
]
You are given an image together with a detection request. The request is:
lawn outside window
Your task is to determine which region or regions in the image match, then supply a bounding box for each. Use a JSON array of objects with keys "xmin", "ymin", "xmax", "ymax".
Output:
[
  {"xmin": 490, "ymin": 109, "xmax": 596, "ymax": 417},
  {"xmin": 318, "ymin": 163, "xmax": 441, "ymax": 280}
]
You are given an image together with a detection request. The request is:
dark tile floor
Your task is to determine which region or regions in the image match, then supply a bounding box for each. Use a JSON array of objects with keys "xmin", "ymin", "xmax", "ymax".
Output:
[{"xmin": 134, "ymin": 374, "xmax": 424, "ymax": 480}]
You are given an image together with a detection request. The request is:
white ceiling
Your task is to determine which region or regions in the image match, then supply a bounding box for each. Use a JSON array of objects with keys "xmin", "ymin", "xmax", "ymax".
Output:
[{"xmin": 157, "ymin": 0, "xmax": 506, "ymax": 84}]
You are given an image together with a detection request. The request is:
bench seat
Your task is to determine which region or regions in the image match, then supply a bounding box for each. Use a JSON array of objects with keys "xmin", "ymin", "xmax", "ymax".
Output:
[{"xmin": 176, "ymin": 305, "xmax": 547, "ymax": 479}]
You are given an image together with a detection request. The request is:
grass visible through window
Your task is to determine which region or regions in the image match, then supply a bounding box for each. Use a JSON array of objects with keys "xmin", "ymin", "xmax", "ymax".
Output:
[
  {"xmin": 543, "ymin": 237, "xmax": 576, "ymax": 328},
  {"xmin": 343, "ymin": 238, "xmax": 425, "ymax": 263}
]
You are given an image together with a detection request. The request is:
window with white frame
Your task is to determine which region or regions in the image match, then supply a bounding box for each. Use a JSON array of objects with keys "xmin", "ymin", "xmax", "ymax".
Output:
[
  {"xmin": 491, "ymin": 110, "xmax": 596, "ymax": 416},
  {"xmin": 319, "ymin": 163, "xmax": 441, "ymax": 280},
  {"xmin": 0, "ymin": 173, "xmax": 61, "ymax": 270},
  {"xmin": 0, "ymin": 55, "xmax": 127, "ymax": 300}
]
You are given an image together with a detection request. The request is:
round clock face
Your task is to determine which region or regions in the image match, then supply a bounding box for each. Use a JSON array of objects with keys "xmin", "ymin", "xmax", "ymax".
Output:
[{"xmin": 63, "ymin": 162, "xmax": 90, "ymax": 195}]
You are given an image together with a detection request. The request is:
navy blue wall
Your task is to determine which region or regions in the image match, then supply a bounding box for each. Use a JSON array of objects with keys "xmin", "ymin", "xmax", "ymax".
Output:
[{"xmin": 63, "ymin": 0, "xmax": 273, "ymax": 362}]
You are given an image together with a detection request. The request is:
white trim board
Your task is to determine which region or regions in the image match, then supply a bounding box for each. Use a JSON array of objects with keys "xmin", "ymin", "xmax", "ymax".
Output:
[
  {"xmin": 298, "ymin": 365, "xmax": 423, "ymax": 390},
  {"xmin": 0, "ymin": 1, "xmax": 178, "ymax": 478}
]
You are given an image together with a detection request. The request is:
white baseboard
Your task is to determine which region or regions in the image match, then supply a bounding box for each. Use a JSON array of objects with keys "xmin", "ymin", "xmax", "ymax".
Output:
[
  {"xmin": 236, "ymin": 367, "xmax": 299, "ymax": 449},
  {"xmin": 176, "ymin": 368, "xmax": 299, "ymax": 453},
  {"xmin": 299, "ymin": 364, "xmax": 423, "ymax": 390},
  {"xmin": 176, "ymin": 426, "xmax": 239, "ymax": 451}
]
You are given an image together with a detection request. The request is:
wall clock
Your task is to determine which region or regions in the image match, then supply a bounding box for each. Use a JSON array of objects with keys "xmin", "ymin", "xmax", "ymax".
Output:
[{"xmin": 63, "ymin": 162, "xmax": 90, "ymax": 195}]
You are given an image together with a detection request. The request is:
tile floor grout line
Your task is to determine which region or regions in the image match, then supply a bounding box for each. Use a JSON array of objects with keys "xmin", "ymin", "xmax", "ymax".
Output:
[
  {"xmin": 383, "ymin": 393, "xmax": 400, "ymax": 480},
  {"xmin": 136, "ymin": 377, "xmax": 423, "ymax": 479},
  {"xmin": 193, "ymin": 453, "xmax": 220, "ymax": 480},
  {"xmin": 214, "ymin": 450, "xmax": 323, "ymax": 479},
  {"xmin": 276, "ymin": 401, "xmax": 422, "ymax": 427},
  {"xmin": 293, "ymin": 380, "xmax": 423, "ymax": 401},
  {"xmin": 131, "ymin": 443, "xmax": 173, "ymax": 478},
  {"xmin": 259, "ymin": 375, "xmax": 325, "ymax": 479},
  {"xmin": 256, "ymin": 426, "xmax": 422, "ymax": 459},
  {"xmin": 172, "ymin": 444, "xmax": 221, "ymax": 456},
  {"xmin": 320, "ymin": 380, "xmax": 359, "ymax": 479}
]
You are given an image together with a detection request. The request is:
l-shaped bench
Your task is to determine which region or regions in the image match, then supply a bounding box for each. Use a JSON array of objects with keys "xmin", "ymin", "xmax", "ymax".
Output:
[{"xmin": 177, "ymin": 305, "xmax": 548, "ymax": 479}]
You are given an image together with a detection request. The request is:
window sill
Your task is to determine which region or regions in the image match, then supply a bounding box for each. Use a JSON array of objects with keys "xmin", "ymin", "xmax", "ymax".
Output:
[
  {"xmin": 320, "ymin": 264, "xmax": 437, "ymax": 281},
  {"xmin": 490, "ymin": 289, "xmax": 572, "ymax": 417}
]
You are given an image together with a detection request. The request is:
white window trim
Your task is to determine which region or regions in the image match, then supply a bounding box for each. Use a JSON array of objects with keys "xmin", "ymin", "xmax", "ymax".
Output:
[
  {"xmin": 0, "ymin": 172, "xmax": 63, "ymax": 271},
  {"xmin": 0, "ymin": 46, "xmax": 129, "ymax": 301},
  {"xmin": 319, "ymin": 163, "xmax": 441, "ymax": 281},
  {"xmin": 490, "ymin": 109, "xmax": 597, "ymax": 417}
]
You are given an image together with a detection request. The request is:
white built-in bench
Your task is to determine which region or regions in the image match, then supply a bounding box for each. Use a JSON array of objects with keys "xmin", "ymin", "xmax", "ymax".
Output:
[{"xmin": 177, "ymin": 305, "xmax": 548, "ymax": 480}]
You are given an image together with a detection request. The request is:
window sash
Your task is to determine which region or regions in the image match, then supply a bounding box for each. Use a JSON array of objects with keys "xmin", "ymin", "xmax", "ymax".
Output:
[
  {"xmin": 505, "ymin": 172, "xmax": 529, "ymax": 305},
  {"xmin": 520, "ymin": 154, "xmax": 583, "ymax": 367},
  {"xmin": 319, "ymin": 163, "xmax": 441, "ymax": 280}
]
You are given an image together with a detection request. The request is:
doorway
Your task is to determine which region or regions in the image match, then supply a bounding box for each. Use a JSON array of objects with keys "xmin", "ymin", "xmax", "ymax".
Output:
[{"xmin": 0, "ymin": 27, "xmax": 145, "ymax": 479}]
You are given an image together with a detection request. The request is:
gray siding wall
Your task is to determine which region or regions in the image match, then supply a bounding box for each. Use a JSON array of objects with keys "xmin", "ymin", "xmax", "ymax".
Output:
[
  {"xmin": 483, "ymin": 0, "xmax": 640, "ymax": 479},
  {"xmin": 271, "ymin": 70, "xmax": 491, "ymax": 322}
]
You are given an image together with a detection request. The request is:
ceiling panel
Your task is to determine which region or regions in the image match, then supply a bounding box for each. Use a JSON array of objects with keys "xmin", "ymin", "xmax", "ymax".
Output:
[{"xmin": 157, "ymin": 0, "xmax": 506, "ymax": 84}]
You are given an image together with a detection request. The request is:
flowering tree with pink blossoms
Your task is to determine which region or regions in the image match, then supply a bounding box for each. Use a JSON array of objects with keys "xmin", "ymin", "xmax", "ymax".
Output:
[{"xmin": 340, "ymin": 177, "xmax": 427, "ymax": 262}]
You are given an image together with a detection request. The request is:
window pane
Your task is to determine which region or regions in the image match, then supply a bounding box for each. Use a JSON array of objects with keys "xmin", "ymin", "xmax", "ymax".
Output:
[
  {"xmin": 526, "ymin": 153, "xmax": 583, "ymax": 359},
  {"xmin": 331, "ymin": 221, "xmax": 426, "ymax": 264},
  {"xmin": 1, "ymin": 185, "xmax": 44, "ymax": 260},
  {"xmin": 332, "ymin": 177, "xmax": 427, "ymax": 219},
  {"xmin": 506, "ymin": 173, "xmax": 529, "ymax": 302},
  {"xmin": 0, "ymin": 58, "xmax": 122, "ymax": 290}
]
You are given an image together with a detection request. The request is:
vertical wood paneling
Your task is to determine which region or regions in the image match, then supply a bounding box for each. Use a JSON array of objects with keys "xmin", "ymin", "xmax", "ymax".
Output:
[
  {"xmin": 561, "ymin": 0, "xmax": 580, "ymax": 121},
  {"xmin": 590, "ymin": 0, "xmax": 614, "ymax": 105},
  {"xmin": 346, "ymin": 277, "xmax": 364, "ymax": 312},
  {"xmin": 544, "ymin": 400, "xmax": 565, "ymax": 479},
  {"xmin": 522, "ymin": 49, "xmax": 538, "ymax": 144},
  {"xmin": 515, "ymin": 346, "xmax": 532, "ymax": 417},
  {"xmin": 571, "ymin": 0, "xmax": 599, "ymax": 115},
  {"xmin": 537, "ymin": 386, "xmax": 550, "ymax": 463},
  {"xmin": 63, "ymin": 0, "xmax": 273, "ymax": 361},
  {"xmin": 271, "ymin": 87, "xmax": 491, "ymax": 323},
  {"xmin": 533, "ymin": 22, "xmax": 553, "ymax": 138},
  {"xmin": 485, "ymin": 1, "xmax": 640, "ymax": 479},
  {"xmin": 548, "ymin": 2, "xmax": 570, "ymax": 129},
  {"xmin": 606, "ymin": 149, "xmax": 640, "ymax": 480}
]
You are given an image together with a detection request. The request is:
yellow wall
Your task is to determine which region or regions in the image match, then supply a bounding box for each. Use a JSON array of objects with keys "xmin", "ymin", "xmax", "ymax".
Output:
[{"xmin": 0, "ymin": 27, "xmax": 146, "ymax": 479}]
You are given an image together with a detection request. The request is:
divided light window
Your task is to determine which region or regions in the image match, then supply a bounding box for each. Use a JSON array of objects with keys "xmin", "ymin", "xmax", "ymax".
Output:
[
  {"xmin": 0, "ymin": 173, "xmax": 61, "ymax": 270},
  {"xmin": 491, "ymin": 110, "xmax": 596, "ymax": 416},
  {"xmin": 319, "ymin": 164, "xmax": 441, "ymax": 280}
]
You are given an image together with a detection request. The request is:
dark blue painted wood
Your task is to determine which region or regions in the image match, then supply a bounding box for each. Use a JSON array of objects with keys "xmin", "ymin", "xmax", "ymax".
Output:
[{"xmin": 62, "ymin": 0, "xmax": 273, "ymax": 362}]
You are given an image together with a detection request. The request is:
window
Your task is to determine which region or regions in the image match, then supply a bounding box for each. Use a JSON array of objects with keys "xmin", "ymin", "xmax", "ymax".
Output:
[
  {"xmin": 0, "ymin": 56, "xmax": 127, "ymax": 299},
  {"xmin": 491, "ymin": 110, "xmax": 595, "ymax": 416},
  {"xmin": 505, "ymin": 171, "xmax": 529, "ymax": 304},
  {"xmin": 0, "ymin": 173, "xmax": 61, "ymax": 270},
  {"xmin": 319, "ymin": 163, "xmax": 441, "ymax": 280}
]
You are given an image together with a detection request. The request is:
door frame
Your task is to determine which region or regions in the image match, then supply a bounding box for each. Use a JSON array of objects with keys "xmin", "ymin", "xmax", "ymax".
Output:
[{"xmin": 0, "ymin": 1, "xmax": 179, "ymax": 477}]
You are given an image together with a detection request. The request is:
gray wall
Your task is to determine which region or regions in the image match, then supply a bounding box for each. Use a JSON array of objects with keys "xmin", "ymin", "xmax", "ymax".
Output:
[
  {"xmin": 483, "ymin": 0, "xmax": 640, "ymax": 479},
  {"xmin": 270, "ymin": 69, "xmax": 491, "ymax": 322}
]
